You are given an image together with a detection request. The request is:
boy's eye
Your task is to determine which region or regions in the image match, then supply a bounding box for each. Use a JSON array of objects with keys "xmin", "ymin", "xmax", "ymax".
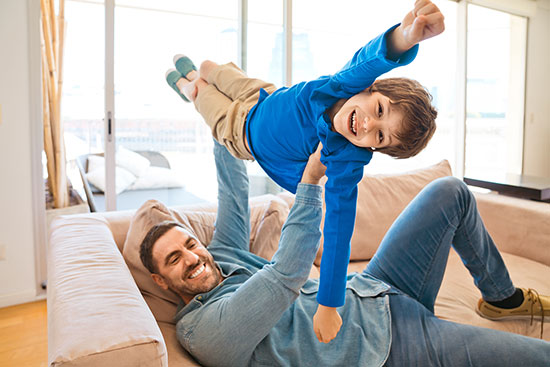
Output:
[
  {"xmin": 377, "ymin": 102, "xmax": 383, "ymax": 118},
  {"xmin": 378, "ymin": 130, "xmax": 384, "ymax": 144}
]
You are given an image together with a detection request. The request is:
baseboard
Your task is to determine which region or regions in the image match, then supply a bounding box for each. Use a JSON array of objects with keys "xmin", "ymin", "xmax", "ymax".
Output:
[{"xmin": 0, "ymin": 288, "xmax": 40, "ymax": 308}]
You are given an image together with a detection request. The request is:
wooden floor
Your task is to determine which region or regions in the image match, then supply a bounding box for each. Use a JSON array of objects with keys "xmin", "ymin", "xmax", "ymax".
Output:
[{"xmin": 0, "ymin": 300, "xmax": 47, "ymax": 367}]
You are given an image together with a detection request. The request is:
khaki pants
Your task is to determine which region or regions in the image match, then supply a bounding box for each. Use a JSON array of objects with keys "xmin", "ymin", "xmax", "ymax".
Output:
[{"xmin": 193, "ymin": 62, "xmax": 277, "ymax": 160}]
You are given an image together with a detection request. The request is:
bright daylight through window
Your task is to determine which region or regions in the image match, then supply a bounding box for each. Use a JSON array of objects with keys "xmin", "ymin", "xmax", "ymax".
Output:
[{"xmin": 58, "ymin": 0, "xmax": 528, "ymax": 211}]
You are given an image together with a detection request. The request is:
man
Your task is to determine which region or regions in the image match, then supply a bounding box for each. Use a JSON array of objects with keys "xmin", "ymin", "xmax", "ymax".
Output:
[{"xmin": 140, "ymin": 141, "xmax": 549, "ymax": 366}]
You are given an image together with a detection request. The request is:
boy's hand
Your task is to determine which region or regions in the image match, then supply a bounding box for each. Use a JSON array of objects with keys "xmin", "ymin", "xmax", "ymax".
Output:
[
  {"xmin": 313, "ymin": 304, "xmax": 343, "ymax": 343},
  {"xmin": 301, "ymin": 143, "xmax": 326, "ymax": 185},
  {"xmin": 388, "ymin": 0, "xmax": 445, "ymax": 59}
]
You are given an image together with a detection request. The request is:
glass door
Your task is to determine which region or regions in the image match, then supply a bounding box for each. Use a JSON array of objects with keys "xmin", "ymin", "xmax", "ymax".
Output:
[
  {"xmin": 63, "ymin": 0, "xmax": 240, "ymax": 212},
  {"xmin": 61, "ymin": 0, "xmax": 106, "ymax": 211},
  {"xmin": 465, "ymin": 4, "xmax": 527, "ymax": 179},
  {"xmin": 111, "ymin": 0, "xmax": 239, "ymax": 210}
]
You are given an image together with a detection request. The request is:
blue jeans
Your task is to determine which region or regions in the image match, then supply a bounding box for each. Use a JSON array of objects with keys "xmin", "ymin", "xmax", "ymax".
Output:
[{"xmin": 364, "ymin": 176, "xmax": 550, "ymax": 366}]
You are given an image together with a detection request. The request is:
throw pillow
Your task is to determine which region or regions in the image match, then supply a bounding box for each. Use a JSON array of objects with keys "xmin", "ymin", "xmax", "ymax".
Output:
[
  {"xmin": 86, "ymin": 166, "xmax": 136, "ymax": 194},
  {"xmin": 314, "ymin": 159, "xmax": 453, "ymax": 265},
  {"xmin": 87, "ymin": 155, "xmax": 106, "ymax": 173},
  {"xmin": 116, "ymin": 146, "xmax": 151, "ymax": 177},
  {"xmin": 128, "ymin": 166, "xmax": 184, "ymax": 191}
]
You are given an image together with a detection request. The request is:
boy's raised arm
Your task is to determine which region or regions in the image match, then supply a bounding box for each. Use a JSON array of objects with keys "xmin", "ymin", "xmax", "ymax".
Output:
[{"xmin": 387, "ymin": 0, "xmax": 445, "ymax": 60}]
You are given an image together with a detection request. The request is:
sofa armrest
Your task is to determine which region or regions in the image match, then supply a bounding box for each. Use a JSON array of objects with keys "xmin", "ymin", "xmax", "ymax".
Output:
[
  {"xmin": 474, "ymin": 192, "xmax": 550, "ymax": 267},
  {"xmin": 48, "ymin": 215, "xmax": 168, "ymax": 367}
]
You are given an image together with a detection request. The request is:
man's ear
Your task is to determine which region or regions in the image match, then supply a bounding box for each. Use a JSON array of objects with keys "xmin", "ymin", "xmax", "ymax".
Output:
[{"xmin": 151, "ymin": 273, "xmax": 168, "ymax": 290}]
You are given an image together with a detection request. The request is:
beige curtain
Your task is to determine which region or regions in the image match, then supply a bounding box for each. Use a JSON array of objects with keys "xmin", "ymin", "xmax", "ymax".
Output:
[{"xmin": 41, "ymin": 0, "xmax": 68, "ymax": 208}]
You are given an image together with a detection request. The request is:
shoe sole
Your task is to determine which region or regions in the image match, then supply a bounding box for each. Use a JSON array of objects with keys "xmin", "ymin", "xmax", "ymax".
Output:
[{"xmin": 476, "ymin": 307, "xmax": 548, "ymax": 321}]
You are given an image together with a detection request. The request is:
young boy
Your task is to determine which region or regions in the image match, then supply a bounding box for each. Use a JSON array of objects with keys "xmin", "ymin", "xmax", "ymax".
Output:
[{"xmin": 165, "ymin": 0, "xmax": 445, "ymax": 343}]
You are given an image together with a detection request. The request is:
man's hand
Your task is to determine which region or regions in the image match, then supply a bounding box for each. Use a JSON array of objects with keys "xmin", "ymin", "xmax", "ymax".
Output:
[
  {"xmin": 387, "ymin": 0, "xmax": 445, "ymax": 59},
  {"xmin": 313, "ymin": 304, "xmax": 343, "ymax": 343},
  {"xmin": 301, "ymin": 143, "xmax": 326, "ymax": 185}
]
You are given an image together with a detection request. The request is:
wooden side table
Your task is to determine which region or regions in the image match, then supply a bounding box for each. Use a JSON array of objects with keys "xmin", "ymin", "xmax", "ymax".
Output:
[{"xmin": 463, "ymin": 173, "xmax": 550, "ymax": 202}]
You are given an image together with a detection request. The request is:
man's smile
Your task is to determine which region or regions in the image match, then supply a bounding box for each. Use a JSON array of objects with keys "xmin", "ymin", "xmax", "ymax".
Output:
[{"xmin": 188, "ymin": 263, "xmax": 206, "ymax": 279}]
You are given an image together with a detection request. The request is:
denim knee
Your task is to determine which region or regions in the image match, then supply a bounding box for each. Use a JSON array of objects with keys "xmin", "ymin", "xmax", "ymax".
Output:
[{"xmin": 425, "ymin": 176, "xmax": 471, "ymax": 207}]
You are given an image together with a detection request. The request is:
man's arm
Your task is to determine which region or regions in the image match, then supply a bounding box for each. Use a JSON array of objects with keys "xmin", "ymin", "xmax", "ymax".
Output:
[
  {"xmin": 209, "ymin": 140, "xmax": 251, "ymax": 251},
  {"xmin": 186, "ymin": 147, "xmax": 326, "ymax": 367}
]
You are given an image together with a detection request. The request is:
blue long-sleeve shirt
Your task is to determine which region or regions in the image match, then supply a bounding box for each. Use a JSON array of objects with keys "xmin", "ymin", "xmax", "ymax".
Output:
[{"xmin": 246, "ymin": 25, "xmax": 418, "ymax": 306}]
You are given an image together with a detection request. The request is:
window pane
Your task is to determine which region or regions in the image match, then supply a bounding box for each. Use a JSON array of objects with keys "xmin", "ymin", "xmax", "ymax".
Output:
[
  {"xmin": 246, "ymin": 0, "xmax": 285, "ymax": 195},
  {"xmin": 62, "ymin": 0, "xmax": 105, "ymax": 203},
  {"xmin": 112, "ymin": 1, "xmax": 239, "ymax": 210},
  {"xmin": 465, "ymin": 4, "xmax": 527, "ymax": 179},
  {"xmin": 292, "ymin": 0, "xmax": 458, "ymax": 175},
  {"xmin": 247, "ymin": 0, "xmax": 283, "ymax": 87}
]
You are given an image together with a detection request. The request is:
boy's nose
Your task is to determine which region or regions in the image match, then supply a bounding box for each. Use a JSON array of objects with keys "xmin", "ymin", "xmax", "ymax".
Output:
[{"xmin": 363, "ymin": 116, "xmax": 374, "ymax": 133}]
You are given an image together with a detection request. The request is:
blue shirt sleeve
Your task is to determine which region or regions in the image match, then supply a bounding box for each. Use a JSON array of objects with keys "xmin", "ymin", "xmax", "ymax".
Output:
[
  {"xmin": 317, "ymin": 119, "xmax": 372, "ymax": 307},
  {"xmin": 311, "ymin": 24, "xmax": 419, "ymax": 102},
  {"xmin": 315, "ymin": 24, "xmax": 417, "ymax": 307}
]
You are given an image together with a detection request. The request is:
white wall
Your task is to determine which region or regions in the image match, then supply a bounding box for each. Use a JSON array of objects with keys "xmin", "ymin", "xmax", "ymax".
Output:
[
  {"xmin": 0, "ymin": 0, "xmax": 43, "ymax": 307},
  {"xmin": 523, "ymin": 0, "xmax": 550, "ymax": 177}
]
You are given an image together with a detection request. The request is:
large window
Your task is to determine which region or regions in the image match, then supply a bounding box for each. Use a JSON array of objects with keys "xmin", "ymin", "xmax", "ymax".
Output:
[
  {"xmin": 63, "ymin": 0, "xmax": 239, "ymax": 210},
  {"xmin": 113, "ymin": 0, "xmax": 238, "ymax": 205},
  {"xmin": 59, "ymin": 0, "xmax": 530, "ymax": 211},
  {"xmin": 465, "ymin": 4, "xmax": 527, "ymax": 179}
]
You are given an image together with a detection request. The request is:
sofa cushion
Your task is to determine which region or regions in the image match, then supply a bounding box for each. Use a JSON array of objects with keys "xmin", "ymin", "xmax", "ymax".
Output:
[
  {"xmin": 122, "ymin": 200, "xmax": 188, "ymax": 324},
  {"xmin": 122, "ymin": 196, "xmax": 289, "ymax": 324},
  {"xmin": 315, "ymin": 159, "xmax": 452, "ymax": 265}
]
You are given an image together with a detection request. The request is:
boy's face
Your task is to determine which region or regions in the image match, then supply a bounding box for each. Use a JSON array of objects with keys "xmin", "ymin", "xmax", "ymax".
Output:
[{"xmin": 332, "ymin": 91, "xmax": 403, "ymax": 149}]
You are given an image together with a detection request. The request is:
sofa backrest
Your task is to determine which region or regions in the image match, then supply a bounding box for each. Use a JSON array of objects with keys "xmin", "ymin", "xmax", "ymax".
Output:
[{"xmin": 474, "ymin": 192, "xmax": 550, "ymax": 267}]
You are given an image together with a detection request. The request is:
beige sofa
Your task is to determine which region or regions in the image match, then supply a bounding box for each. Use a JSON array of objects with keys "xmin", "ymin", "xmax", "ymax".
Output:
[{"xmin": 47, "ymin": 161, "xmax": 550, "ymax": 366}]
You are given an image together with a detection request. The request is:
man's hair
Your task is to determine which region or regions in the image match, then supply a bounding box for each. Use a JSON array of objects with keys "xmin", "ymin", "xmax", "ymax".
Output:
[
  {"xmin": 366, "ymin": 77, "xmax": 437, "ymax": 159},
  {"xmin": 139, "ymin": 220, "xmax": 186, "ymax": 274}
]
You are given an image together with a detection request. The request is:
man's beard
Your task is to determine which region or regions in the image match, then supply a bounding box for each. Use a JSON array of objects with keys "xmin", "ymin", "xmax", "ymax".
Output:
[{"xmin": 167, "ymin": 254, "xmax": 222, "ymax": 299}]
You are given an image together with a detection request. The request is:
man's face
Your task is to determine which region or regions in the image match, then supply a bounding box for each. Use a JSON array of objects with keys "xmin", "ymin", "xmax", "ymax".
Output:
[
  {"xmin": 151, "ymin": 226, "xmax": 222, "ymax": 303},
  {"xmin": 332, "ymin": 91, "xmax": 403, "ymax": 149}
]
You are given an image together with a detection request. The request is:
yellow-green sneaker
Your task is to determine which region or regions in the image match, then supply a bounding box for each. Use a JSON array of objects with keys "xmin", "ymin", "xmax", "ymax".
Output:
[{"xmin": 477, "ymin": 288, "xmax": 549, "ymax": 338}]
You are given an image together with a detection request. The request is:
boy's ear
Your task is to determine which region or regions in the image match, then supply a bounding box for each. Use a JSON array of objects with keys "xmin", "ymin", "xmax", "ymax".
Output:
[{"xmin": 151, "ymin": 273, "xmax": 169, "ymax": 290}]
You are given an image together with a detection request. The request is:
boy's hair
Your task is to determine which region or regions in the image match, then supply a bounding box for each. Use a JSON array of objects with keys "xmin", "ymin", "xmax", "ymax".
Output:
[
  {"xmin": 366, "ymin": 77, "xmax": 437, "ymax": 159},
  {"xmin": 139, "ymin": 220, "xmax": 186, "ymax": 274}
]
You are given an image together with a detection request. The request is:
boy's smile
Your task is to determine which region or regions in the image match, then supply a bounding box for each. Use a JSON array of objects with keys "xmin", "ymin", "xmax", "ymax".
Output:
[{"xmin": 331, "ymin": 91, "xmax": 403, "ymax": 149}]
